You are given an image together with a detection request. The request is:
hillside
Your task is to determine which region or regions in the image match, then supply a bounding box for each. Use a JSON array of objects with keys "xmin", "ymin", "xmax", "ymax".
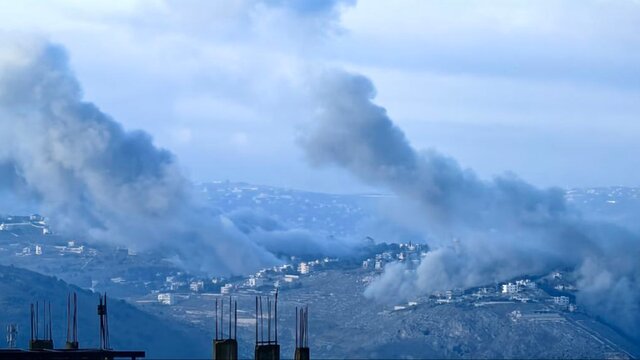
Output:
[
  {"xmin": 0, "ymin": 264, "xmax": 210, "ymax": 358},
  {"xmin": 280, "ymin": 270, "xmax": 639, "ymax": 359},
  {"xmin": 134, "ymin": 267, "xmax": 639, "ymax": 359}
]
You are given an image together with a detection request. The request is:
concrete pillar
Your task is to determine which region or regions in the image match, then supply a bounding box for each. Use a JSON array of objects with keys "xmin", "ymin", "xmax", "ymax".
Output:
[
  {"xmin": 294, "ymin": 347, "xmax": 310, "ymax": 360},
  {"xmin": 214, "ymin": 339, "xmax": 238, "ymax": 360},
  {"xmin": 255, "ymin": 344, "xmax": 280, "ymax": 360}
]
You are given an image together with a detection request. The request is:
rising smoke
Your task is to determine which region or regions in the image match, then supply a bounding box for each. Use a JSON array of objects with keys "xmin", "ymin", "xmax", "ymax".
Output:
[
  {"xmin": 0, "ymin": 40, "xmax": 285, "ymax": 274},
  {"xmin": 302, "ymin": 70, "xmax": 640, "ymax": 337},
  {"xmin": 224, "ymin": 208, "xmax": 357, "ymax": 257}
]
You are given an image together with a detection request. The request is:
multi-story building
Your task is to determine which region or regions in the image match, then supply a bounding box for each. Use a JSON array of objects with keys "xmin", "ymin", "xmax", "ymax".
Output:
[
  {"xmin": 298, "ymin": 262, "xmax": 310, "ymax": 275},
  {"xmin": 247, "ymin": 276, "xmax": 265, "ymax": 287},
  {"xmin": 190, "ymin": 280, "xmax": 205, "ymax": 292},
  {"xmin": 501, "ymin": 282, "xmax": 519, "ymax": 294},
  {"xmin": 220, "ymin": 283, "xmax": 233, "ymax": 295}
]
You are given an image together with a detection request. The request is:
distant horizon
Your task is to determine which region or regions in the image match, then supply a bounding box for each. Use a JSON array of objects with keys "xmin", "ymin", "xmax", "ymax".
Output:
[{"xmin": 196, "ymin": 178, "xmax": 640, "ymax": 196}]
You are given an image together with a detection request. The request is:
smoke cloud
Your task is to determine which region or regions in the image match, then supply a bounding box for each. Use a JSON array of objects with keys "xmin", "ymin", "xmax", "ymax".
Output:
[
  {"xmin": 301, "ymin": 70, "xmax": 640, "ymax": 337},
  {"xmin": 0, "ymin": 39, "xmax": 282, "ymax": 274},
  {"xmin": 224, "ymin": 208, "xmax": 357, "ymax": 257}
]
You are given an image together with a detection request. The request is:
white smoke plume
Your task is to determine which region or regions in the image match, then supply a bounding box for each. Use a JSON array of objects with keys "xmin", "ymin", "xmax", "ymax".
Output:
[
  {"xmin": 301, "ymin": 70, "xmax": 640, "ymax": 337},
  {"xmin": 0, "ymin": 39, "xmax": 282, "ymax": 274}
]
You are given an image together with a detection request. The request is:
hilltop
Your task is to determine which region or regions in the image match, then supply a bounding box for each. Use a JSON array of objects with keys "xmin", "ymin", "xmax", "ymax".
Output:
[{"xmin": 0, "ymin": 264, "xmax": 210, "ymax": 358}]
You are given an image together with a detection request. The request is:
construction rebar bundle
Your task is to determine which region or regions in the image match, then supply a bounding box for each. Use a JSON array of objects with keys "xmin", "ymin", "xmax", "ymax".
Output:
[
  {"xmin": 295, "ymin": 306, "xmax": 309, "ymax": 348},
  {"xmin": 254, "ymin": 290, "xmax": 280, "ymax": 360},
  {"xmin": 214, "ymin": 297, "xmax": 238, "ymax": 341},
  {"xmin": 29, "ymin": 301, "xmax": 54, "ymax": 350},
  {"xmin": 213, "ymin": 297, "xmax": 238, "ymax": 360},
  {"xmin": 294, "ymin": 305, "xmax": 310, "ymax": 360},
  {"xmin": 5, "ymin": 295, "xmax": 145, "ymax": 359},
  {"xmin": 66, "ymin": 292, "xmax": 79, "ymax": 349},
  {"xmin": 255, "ymin": 290, "xmax": 280, "ymax": 346},
  {"xmin": 98, "ymin": 293, "xmax": 110, "ymax": 350}
]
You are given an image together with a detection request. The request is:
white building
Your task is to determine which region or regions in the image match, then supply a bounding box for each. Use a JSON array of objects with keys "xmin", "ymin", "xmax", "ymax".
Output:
[
  {"xmin": 35, "ymin": 245, "xmax": 43, "ymax": 255},
  {"xmin": 501, "ymin": 282, "xmax": 519, "ymax": 294},
  {"xmin": 247, "ymin": 276, "xmax": 265, "ymax": 287},
  {"xmin": 157, "ymin": 293, "xmax": 175, "ymax": 305},
  {"xmin": 284, "ymin": 274, "xmax": 299, "ymax": 283},
  {"xmin": 30, "ymin": 214, "xmax": 44, "ymax": 222},
  {"xmin": 362, "ymin": 259, "xmax": 373, "ymax": 269},
  {"xmin": 442, "ymin": 289, "xmax": 463, "ymax": 300},
  {"xmin": 67, "ymin": 245, "xmax": 84, "ymax": 254},
  {"xmin": 553, "ymin": 296, "xmax": 570, "ymax": 306},
  {"xmin": 190, "ymin": 280, "xmax": 205, "ymax": 292},
  {"xmin": 516, "ymin": 279, "xmax": 537, "ymax": 289},
  {"xmin": 169, "ymin": 281, "xmax": 185, "ymax": 291},
  {"xmin": 220, "ymin": 283, "xmax": 233, "ymax": 295},
  {"xmin": 298, "ymin": 262, "xmax": 310, "ymax": 275},
  {"xmin": 374, "ymin": 259, "xmax": 385, "ymax": 270},
  {"xmin": 278, "ymin": 264, "xmax": 293, "ymax": 272}
]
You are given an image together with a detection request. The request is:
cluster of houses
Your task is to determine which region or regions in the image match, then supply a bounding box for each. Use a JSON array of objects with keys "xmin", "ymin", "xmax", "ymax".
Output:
[
  {"xmin": 0, "ymin": 214, "xmax": 50, "ymax": 235},
  {"xmin": 16, "ymin": 240, "xmax": 94, "ymax": 257},
  {"xmin": 224, "ymin": 258, "xmax": 337, "ymax": 294},
  {"xmin": 500, "ymin": 278, "xmax": 575, "ymax": 310},
  {"xmin": 501, "ymin": 279, "xmax": 537, "ymax": 294},
  {"xmin": 416, "ymin": 274, "xmax": 578, "ymax": 313},
  {"xmin": 362, "ymin": 242, "xmax": 427, "ymax": 271},
  {"xmin": 155, "ymin": 257, "xmax": 338, "ymax": 306},
  {"xmin": 0, "ymin": 215, "xmax": 88, "ymax": 259}
]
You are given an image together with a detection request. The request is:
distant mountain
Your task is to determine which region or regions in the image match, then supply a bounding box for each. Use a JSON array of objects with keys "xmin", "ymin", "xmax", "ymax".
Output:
[{"xmin": 0, "ymin": 264, "xmax": 210, "ymax": 358}]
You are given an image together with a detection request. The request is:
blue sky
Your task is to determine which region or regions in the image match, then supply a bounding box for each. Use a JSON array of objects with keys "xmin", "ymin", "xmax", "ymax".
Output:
[{"xmin": 1, "ymin": 0, "xmax": 639, "ymax": 193}]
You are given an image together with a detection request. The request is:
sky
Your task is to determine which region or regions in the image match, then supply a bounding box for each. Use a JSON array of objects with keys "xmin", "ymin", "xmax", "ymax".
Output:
[{"xmin": 0, "ymin": 0, "xmax": 639, "ymax": 193}]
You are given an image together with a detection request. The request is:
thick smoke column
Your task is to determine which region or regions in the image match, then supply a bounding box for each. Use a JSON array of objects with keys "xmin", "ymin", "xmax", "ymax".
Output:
[
  {"xmin": 0, "ymin": 40, "xmax": 279, "ymax": 274},
  {"xmin": 302, "ymin": 70, "xmax": 640, "ymax": 337}
]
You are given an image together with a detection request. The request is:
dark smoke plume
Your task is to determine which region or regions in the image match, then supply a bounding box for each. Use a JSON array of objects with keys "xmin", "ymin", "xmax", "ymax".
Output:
[
  {"xmin": 0, "ymin": 40, "xmax": 280, "ymax": 274},
  {"xmin": 302, "ymin": 70, "xmax": 640, "ymax": 337}
]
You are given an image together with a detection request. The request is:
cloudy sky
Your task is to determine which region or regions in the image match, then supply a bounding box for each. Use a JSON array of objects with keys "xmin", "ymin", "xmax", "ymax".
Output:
[{"xmin": 1, "ymin": 0, "xmax": 639, "ymax": 193}]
